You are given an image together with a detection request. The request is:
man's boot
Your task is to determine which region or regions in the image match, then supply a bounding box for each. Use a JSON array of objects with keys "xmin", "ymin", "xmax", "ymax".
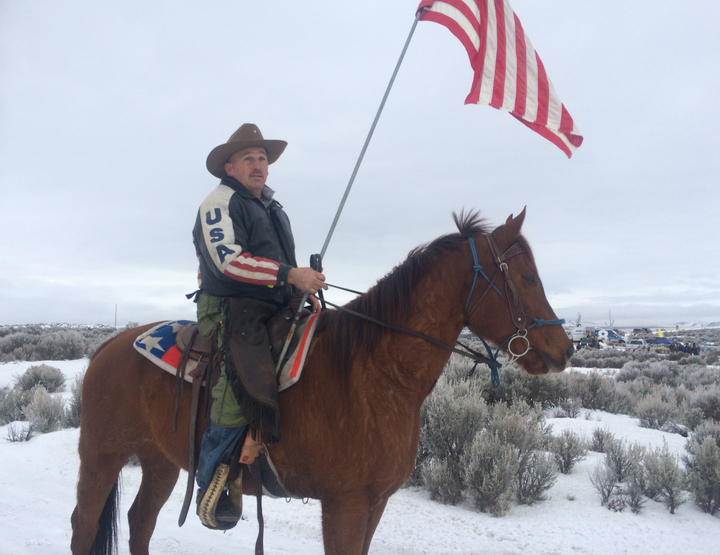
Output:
[{"xmin": 197, "ymin": 463, "xmax": 241, "ymax": 530}]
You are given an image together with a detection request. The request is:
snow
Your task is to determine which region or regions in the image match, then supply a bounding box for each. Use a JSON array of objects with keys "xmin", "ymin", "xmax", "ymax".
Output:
[{"xmin": 1, "ymin": 360, "xmax": 718, "ymax": 554}]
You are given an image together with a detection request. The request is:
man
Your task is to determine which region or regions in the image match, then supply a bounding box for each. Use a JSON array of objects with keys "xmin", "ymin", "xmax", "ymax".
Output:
[{"xmin": 192, "ymin": 123, "xmax": 326, "ymax": 528}]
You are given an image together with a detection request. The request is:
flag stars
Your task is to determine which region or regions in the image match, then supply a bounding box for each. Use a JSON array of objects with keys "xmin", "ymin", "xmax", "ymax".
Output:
[{"xmin": 142, "ymin": 334, "xmax": 165, "ymax": 354}]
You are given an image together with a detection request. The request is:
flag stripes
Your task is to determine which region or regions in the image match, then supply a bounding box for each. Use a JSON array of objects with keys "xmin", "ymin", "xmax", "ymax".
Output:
[
  {"xmin": 418, "ymin": 0, "xmax": 582, "ymax": 157},
  {"xmin": 225, "ymin": 252, "xmax": 280, "ymax": 286}
]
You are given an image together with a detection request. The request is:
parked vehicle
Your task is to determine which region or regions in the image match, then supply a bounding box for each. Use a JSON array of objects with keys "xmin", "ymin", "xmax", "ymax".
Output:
[
  {"xmin": 578, "ymin": 336, "xmax": 599, "ymax": 349},
  {"xmin": 569, "ymin": 327, "xmax": 586, "ymax": 342},
  {"xmin": 625, "ymin": 338, "xmax": 647, "ymax": 350},
  {"xmin": 597, "ymin": 329, "xmax": 626, "ymax": 342}
]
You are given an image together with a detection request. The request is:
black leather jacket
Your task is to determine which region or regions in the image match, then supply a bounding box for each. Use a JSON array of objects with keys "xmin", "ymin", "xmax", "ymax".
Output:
[{"xmin": 193, "ymin": 176, "xmax": 297, "ymax": 306}]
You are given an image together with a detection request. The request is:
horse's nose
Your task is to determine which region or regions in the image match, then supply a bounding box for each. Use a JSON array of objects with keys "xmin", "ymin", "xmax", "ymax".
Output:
[{"xmin": 565, "ymin": 343, "xmax": 575, "ymax": 361}]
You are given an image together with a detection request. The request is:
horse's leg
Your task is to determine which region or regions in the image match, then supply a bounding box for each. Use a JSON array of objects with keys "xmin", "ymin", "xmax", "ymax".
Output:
[
  {"xmin": 127, "ymin": 449, "xmax": 181, "ymax": 555},
  {"xmin": 70, "ymin": 455, "xmax": 127, "ymax": 555},
  {"xmin": 320, "ymin": 494, "xmax": 375, "ymax": 555},
  {"xmin": 361, "ymin": 497, "xmax": 389, "ymax": 555}
]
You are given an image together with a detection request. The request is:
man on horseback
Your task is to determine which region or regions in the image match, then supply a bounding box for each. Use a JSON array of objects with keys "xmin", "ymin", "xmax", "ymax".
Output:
[{"xmin": 192, "ymin": 123, "xmax": 326, "ymax": 528}]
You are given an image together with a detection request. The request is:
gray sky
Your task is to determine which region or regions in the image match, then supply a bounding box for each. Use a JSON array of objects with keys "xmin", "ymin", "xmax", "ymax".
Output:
[{"xmin": 1, "ymin": 0, "xmax": 718, "ymax": 328}]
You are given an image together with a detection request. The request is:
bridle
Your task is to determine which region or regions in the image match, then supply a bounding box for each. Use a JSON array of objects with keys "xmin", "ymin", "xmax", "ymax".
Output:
[
  {"xmin": 321, "ymin": 232, "xmax": 564, "ymax": 387},
  {"xmin": 461, "ymin": 233, "xmax": 564, "ymax": 386}
]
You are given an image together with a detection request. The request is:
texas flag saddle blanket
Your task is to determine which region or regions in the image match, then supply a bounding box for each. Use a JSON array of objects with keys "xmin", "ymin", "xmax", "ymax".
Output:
[{"xmin": 133, "ymin": 313, "xmax": 319, "ymax": 391}]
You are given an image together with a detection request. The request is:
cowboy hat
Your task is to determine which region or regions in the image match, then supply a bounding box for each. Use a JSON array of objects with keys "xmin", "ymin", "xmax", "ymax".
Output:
[{"xmin": 206, "ymin": 123, "xmax": 287, "ymax": 178}]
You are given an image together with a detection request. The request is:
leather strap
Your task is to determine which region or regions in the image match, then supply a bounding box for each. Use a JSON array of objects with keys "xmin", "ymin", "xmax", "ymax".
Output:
[
  {"xmin": 320, "ymin": 298, "xmax": 501, "ymax": 368},
  {"xmin": 503, "ymin": 273, "xmax": 527, "ymax": 331},
  {"xmin": 178, "ymin": 357, "xmax": 209, "ymax": 527},
  {"xmin": 485, "ymin": 234, "xmax": 527, "ymax": 331},
  {"xmin": 498, "ymin": 241, "xmax": 525, "ymax": 262},
  {"xmin": 173, "ymin": 326, "xmax": 199, "ymax": 432},
  {"xmin": 250, "ymin": 458, "xmax": 265, "ymax": 555}
]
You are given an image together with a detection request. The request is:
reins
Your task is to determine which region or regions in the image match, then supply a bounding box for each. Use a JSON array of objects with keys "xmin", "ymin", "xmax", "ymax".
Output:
[{"xmin": 320, "ymin": 297, "xmax": 501, "ymax": 370}]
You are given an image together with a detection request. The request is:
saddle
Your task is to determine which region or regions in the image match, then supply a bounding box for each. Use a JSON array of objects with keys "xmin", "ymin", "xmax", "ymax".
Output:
[
  {"xmin": 175, "ymin": 304, "xmax": 309, "ymax": 367},
  {"xmin": 175, "ymin": 324, "xmax": 213, "ymax": 360}
]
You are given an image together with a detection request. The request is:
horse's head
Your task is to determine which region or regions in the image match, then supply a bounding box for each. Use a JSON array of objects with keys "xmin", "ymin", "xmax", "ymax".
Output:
[{"xmin": 462, "ymin": 208, "xmax": 573, "ymax": 375}]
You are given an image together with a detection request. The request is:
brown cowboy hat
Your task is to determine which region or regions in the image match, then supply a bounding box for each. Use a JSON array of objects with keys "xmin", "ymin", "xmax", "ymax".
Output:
[{"xmin": 206, "ymin": 123, "xmax": 287, "ymax": 178}]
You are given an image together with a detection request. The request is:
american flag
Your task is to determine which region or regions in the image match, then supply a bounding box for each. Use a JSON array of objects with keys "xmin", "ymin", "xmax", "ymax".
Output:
[{"xmin": 417, "ymin": 0, "xmax": 583, "ymax": 157}]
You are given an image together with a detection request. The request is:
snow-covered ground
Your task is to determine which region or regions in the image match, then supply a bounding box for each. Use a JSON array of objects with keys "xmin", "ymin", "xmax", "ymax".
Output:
[{"xmin": 1, "ymin": 359, "xmax": 718, "ymax": 554}]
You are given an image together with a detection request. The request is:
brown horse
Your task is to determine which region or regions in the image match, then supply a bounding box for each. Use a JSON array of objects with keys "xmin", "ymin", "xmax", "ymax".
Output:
[{"xmin": 71, "ymin": 209, "xmax": 573, "ymax": 555}]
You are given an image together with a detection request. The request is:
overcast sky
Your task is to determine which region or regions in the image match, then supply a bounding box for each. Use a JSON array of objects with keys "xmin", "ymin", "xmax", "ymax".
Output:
[{"xmin": 1, "ymin": 0, "xmax": 718, "ymax": 328}]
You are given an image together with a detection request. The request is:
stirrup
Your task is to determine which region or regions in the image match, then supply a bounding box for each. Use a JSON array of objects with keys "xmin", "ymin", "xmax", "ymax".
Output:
[
  {"xmin": 227, "ymin": 469, "xmax": 243, "ymax": 518},
  {"xmin": 197, "ymin": 464, "xmax": 235, "ymax": 530}
]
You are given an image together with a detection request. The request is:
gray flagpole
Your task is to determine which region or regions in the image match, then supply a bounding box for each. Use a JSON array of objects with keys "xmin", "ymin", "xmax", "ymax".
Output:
[{"xmin": 275, "ymin": 9, "xmax": 426, "ymax": 373}]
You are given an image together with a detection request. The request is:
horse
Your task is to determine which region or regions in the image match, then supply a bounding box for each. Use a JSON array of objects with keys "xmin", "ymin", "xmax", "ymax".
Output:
[{"xmin": 70, "ymin": 209, "xmax": 573, "ymax": 555}]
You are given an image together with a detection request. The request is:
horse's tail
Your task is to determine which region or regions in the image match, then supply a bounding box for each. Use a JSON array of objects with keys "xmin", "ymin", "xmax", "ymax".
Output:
[{"xmin": 90, "ymin": 477, "xmax": 121, "ymax": 555}]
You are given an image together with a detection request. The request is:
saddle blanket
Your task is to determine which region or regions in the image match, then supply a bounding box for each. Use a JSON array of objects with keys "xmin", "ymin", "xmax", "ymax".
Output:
[{"xmin": 133, "ymin": 313, "xmax": 319, "ymax": 392}]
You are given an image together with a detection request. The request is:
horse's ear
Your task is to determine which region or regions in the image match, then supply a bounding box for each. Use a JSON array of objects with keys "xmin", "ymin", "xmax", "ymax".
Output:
[{"xmin": 504, "ymin": 206, "xmax": 527, "ymax": 237}]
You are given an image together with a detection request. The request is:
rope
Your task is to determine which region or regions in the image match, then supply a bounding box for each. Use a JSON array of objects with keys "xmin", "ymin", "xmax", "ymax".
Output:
[
  {"xmin": 325, "ymin": 283, "xmax": 364, "ymax": 296},
  {"xmin": 320, "ymin": 298, "xmax": 501, "ymax": 369}
]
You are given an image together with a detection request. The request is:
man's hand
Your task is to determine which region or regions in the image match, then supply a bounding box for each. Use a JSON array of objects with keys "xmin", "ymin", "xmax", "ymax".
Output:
[
  {"xmin": 307, "ymin": 294, "xmax": 322, "ymax": 314},
  {"xmin": 287, "ymin": 267, "xmax": 327, "ymax": 295}
]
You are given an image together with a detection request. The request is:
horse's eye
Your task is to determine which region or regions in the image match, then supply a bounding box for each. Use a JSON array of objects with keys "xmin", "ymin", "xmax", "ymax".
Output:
[{"xmin": 523, "ymin": 275, "xmax": 538, "ymax": 286}]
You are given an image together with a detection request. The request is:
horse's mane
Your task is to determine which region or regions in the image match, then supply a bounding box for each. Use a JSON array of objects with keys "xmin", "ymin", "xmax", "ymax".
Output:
[{"xmin": 316, "ymin": 210, "xmax": 489, "ymax": 375}]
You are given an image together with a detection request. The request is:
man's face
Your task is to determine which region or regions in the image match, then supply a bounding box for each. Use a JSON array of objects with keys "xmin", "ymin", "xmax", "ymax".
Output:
[{"xmin": 224, "ymin": 147, "xmax": 269, "ymax": 193}]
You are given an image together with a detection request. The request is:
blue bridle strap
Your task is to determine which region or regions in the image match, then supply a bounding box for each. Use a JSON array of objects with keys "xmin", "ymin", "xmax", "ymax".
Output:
[{"xmin": 465, "ymin": 235, "xmax": 501, "ymax": 312}]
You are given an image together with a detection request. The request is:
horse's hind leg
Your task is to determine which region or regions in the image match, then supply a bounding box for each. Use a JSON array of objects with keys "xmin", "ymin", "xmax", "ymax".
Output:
[
  {"xmin": 71, "ymin": 454, "xmax": 127, "ymax": 555},
  {"xmin": 127, "ymin": 449, "xmax": 180, "ymax": 555}
]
